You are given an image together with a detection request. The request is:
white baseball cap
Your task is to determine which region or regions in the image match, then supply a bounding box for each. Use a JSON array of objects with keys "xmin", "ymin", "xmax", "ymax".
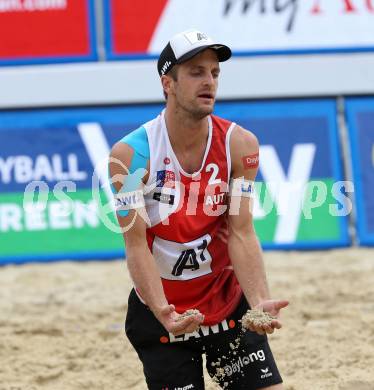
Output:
[{"xmin": 157, "ymin": 29, "xmax": 232, "ymax": 76}]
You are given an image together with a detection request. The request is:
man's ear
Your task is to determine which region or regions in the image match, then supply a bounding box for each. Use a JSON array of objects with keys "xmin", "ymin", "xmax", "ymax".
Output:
[{"xmin": 161, "ymin": 74, "xmax": 173, "ymax": 97}]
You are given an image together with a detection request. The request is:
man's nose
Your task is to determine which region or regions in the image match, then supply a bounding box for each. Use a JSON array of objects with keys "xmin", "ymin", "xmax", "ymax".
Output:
[{"xmin": 203, "ymin": 73, "xmax": 215, "ymax": 86}]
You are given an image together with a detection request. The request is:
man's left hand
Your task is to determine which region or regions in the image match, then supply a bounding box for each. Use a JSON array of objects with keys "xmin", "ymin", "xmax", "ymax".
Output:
[{"xmin": 248, "ymin": 300, "xmax": 289, "ymax": 335}]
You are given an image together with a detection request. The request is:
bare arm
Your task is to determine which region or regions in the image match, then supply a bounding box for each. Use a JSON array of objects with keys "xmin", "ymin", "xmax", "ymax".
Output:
[
  {"xmin": 228, "ymin": 126, "xmax": 288, "ymax": 334},
  {"xmin": 109, "ymin": 142, "xmax": 204, "ymax": 335}
]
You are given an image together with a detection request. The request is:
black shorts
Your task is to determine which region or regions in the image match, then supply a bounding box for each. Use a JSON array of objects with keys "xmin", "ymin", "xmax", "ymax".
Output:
[{"xmin": 125, "ymin": 289, "xmax": 282, "ymax": 390}]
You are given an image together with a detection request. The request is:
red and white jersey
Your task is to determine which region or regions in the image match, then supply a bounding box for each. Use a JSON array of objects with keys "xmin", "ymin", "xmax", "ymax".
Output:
[{"xmin": 142, "ymin": 111, "xmax": 242, "ymax": 325}]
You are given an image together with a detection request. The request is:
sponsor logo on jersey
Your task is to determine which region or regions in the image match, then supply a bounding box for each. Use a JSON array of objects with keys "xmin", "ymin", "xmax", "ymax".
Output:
[
  {"xmin": 153, "ymin": 192, "xmax": 175, "ymax": 205},
  {"xmin": 153, "ymin": 234, "xmax": 213, "ymax": 281},
  {"xmin": 157, "ymin": 170, "xmax": 175, "ymax": 188},
  {"xmin": 160, "ymin": 318, "xmax": 235, "ymax": 344}
]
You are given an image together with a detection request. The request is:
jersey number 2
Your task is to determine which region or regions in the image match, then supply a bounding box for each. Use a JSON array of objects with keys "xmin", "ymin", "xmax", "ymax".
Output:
[{"xmin": 206, "ymin": 163, "xmax": 221, "ymax": 185}]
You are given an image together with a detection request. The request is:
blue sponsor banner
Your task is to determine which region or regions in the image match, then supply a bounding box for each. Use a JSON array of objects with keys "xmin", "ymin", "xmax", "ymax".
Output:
[
  {"xmin": 0, "ymin": 100, "xmax": 349, "ymax": 264},
  {"xmin": 215, "ymin": 99, "xmax": 350, "ymax": 249},
  {"xmin": 0, "ymin": 105, "xmax": 163, "ymax": 264},
  {"xmin": 346, "ymin": 97, "xmax": 374, "ymax": 246},
  {"xmin": 0, "ymin": 105, "xmax": 162, "ymax": 193}
]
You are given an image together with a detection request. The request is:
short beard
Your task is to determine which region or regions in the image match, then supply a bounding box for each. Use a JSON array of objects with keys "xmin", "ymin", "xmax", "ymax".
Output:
[
  {"xmin": 191, "ymin": 106, "xmax": 213, "ymax": 120},
  {"xmin": 182, "ymin": 100, "xmax": 214, "ymax": 120}
]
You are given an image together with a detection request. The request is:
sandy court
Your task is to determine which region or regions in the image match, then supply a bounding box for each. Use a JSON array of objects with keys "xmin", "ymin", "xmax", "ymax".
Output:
[{"xmin": 0, "ymin": 248, "xmax": 373, "ymax": 390}]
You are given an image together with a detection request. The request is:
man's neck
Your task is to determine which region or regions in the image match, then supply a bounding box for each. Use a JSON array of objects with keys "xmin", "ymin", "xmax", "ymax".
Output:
[{"xmin": 164, "ymin": 106, "xmax": 209, "ymax": 153}]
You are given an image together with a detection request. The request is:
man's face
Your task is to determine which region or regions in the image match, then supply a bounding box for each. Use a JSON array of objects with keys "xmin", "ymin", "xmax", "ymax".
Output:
[{"xmin": 166, "ymin": 49, "xmax": 220, "ymax": 119}]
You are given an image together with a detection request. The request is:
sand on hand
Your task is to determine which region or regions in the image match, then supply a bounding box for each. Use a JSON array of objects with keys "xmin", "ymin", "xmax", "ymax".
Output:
[
  {"xmin": 175, "ymin": 309, "xmax": 202, "ymax": 322},
  {"xmin": 241, "ymin": 309, "xmax": 276, "ymax": 330}
]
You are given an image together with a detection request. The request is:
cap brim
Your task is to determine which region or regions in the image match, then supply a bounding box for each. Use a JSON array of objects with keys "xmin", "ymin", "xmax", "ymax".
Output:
[{"xmin": 177, "ymin": 44, "xmax": 232, "ymax": 64}]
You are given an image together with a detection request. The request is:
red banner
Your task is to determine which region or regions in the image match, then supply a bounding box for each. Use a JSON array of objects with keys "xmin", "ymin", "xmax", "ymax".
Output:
[
  {"xmin": 108, "ymin": 0, "xmax": 168, "ymax": 56},
  {"xmin": 0, "ymin": 0, "xmax": 95, "ymax": 63}
]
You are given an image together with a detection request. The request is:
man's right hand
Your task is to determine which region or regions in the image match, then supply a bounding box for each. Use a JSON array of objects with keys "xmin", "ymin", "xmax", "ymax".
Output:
[{"xmin": 155, "ymin": 304, "xmax": 205, "ymax": 336}]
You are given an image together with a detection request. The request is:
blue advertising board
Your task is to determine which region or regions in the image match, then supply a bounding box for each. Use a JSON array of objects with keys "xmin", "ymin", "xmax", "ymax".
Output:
[
  {"xmin": 346, "ymin": 98, "xmax": 374, "ymax": 246},
  {"xmin": 215, "ymin": 100, "xmax": 350, "ymax": 249},
  {"xmin": 0, "ymin": 99, "xmax": 349, "ymax": 264},
  {"xmin": 0, "ymin": 105, "xmax": 162, "ymax": 264}
]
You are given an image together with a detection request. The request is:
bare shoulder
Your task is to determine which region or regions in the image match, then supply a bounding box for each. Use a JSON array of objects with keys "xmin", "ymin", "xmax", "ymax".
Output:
[
  {"xmin": 110, "ymin": 141, "xmax": 134, "ymax": 168},
  {"xmin": 230, "ymin": 125, "xmax": 259, "ymax": 174},
  {"xmin": 230, "ymin": 125, "xmax": 259, "ymax": 155}
]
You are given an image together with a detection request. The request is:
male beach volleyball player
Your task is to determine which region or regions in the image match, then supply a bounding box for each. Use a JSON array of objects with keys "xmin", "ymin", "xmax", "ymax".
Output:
[{"xmin": 109, "ymin": 29, "xmax": 288, "ymax": 389}]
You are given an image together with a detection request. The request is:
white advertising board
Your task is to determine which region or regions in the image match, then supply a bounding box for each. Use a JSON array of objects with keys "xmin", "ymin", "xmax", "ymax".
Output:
[{"xmin": 145, "ymin": 0, "xmax": 374, "ymax": 54}]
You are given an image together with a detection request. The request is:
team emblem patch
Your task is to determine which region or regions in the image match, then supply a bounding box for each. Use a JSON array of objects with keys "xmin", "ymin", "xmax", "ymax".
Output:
[{"xmin": 157, "ymin": 170, "xmax": 175, "ymax": 188}]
